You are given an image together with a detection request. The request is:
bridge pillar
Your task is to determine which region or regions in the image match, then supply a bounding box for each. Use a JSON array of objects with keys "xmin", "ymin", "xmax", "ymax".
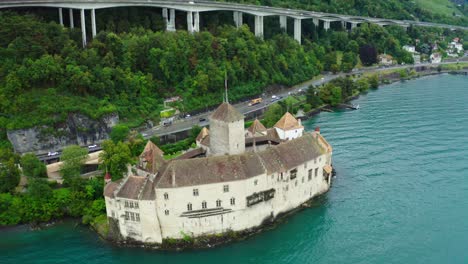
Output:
[
  {"xmin": 350, "ymin": 22, "xmax": 358, "ymax": 30},
  {"xmin": 279, "ymin": 15, "xmax": 287, "ymax": 32},
  {"xmin": 91, "ymin": 9, "xmax": 97, "ymax": 37},
  {"xmin": 323, "ymin": 20, "xmax": 330, "ymax": 31},
  {"xmin": 294, "ymin": 18, "xmax": 301, "ymax": 44},
  {"xmin": 194, "ymin": 12, "xmax": 200, "ymax": 32},
  {"xmin": 312, "ymin": 18, "xmax": 319, "ymax": 27},
  {"xmin": 254, "ymin": 15, "xmax": 264, "ymax": 38},
  {"xmin": 341, "ymin": 21, "xmax": 347, "ymax": 29},
  {"xmin": 69, "ymin": 9, "xmax": 74, "ymax": 28},
  {"xmin": 58, "ymin": 8, "xmax": 63, "ymax": 26},
  {"xmin": 233, "ymin": 11, "xmax": 243, "ymax": 28},
  {"xmin": 187, "ymin": 11, "xmax": 193, "ymax": 32},
  {"xmin": 165, "ymin": 8, "xmax": 176, "ymax": 31},
  {"xmin": 80, "ymin": 9, "xmax": 86, "ymax": 47},
  {"xmin": 187, "ymin": 11, "xmax": 199, "ymax": 33}
]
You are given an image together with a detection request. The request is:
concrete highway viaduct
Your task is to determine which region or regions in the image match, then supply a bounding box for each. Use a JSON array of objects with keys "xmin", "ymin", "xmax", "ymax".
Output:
[{"xmin": 1, "ymin": 0, "xmax": 467, "ymax": 47}]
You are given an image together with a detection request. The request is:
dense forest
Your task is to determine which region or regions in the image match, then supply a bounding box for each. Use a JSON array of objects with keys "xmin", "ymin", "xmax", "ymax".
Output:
[
  {"xmin": 222, "ymin": 0, "xmax": 468, "ymax": 26},
  {"xmin": 1, "ymin": 9, "xmax": 464, "ymax": 134}
]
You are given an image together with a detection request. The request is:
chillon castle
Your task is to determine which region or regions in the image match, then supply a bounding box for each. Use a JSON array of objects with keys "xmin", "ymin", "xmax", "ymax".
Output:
[{"xmin": 104, "ymin": 102, "xmax": 333, "ymax": 244}]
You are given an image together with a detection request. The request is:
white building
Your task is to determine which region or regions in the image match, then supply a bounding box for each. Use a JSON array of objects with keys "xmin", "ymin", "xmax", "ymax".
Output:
[
  {"xmin": 430, "ymin": 53, "xmax": 442, "ymax": 64},
  {"xmin": 104, "ymin": 102, "xmax": 333, "ymax": 244},
  {"xmin": 402, "ymin": 45, "xmax": 416, "ymax": 53}
]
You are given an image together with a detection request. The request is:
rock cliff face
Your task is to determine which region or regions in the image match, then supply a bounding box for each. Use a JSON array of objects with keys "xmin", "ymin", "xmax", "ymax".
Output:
[{"xmin": 7, "ymin": 113, "xmax": 118, "ymax": 154}]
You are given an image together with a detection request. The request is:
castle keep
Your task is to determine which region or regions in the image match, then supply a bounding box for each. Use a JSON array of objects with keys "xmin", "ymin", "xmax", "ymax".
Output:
[{"xmin": 104, "ymin": 102, "xmax": 333, "ymax": 244}]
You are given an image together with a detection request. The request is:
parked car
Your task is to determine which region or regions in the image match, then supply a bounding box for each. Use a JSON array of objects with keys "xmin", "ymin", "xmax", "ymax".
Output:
[
  {"xmin": 88, "ymin": 144, "xmax": 98, "ymax": 149},
  {"xmin": 47, "ymin": 151, "xmax": 59, "ymax": 156},
  {"xmin": 199, "ymin": 117, "xmax": 207, "ymax": 122}
]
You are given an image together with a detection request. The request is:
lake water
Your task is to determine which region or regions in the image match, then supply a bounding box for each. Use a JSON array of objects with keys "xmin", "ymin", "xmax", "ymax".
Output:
[{"xmin": 1, "ymin": 74, "xmax": 467, "ymax": 264}]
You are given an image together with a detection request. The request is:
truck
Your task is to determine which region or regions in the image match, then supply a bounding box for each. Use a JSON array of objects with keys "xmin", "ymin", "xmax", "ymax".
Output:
[{"xmin": 249, "ymin": 98, "xmax": 262, "ymax": 106}]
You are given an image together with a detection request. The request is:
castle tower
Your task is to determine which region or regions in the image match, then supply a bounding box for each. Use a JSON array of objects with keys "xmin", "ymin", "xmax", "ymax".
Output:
[
  {"xmin": 209, "ymin": 102, "xmax": 245, "ymax": 156},
  {"xmin": 274, "ymin": 112, "xmax": 304, "ymax": 141}
]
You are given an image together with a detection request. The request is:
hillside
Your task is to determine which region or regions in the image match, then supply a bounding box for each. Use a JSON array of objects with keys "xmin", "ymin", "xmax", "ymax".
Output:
[{"xmin": 221, "ymin": 0, "xmax": 467, "ymax": 26}]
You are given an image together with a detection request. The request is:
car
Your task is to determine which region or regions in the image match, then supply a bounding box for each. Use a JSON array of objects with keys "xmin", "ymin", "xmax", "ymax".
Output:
[
  {"xmin": 48, "ymin": 151, "xmax": 59, "ymax": 156},
  {"xmin": 271, "ymin": 95, "xmax": 278, "ymax": 99},
  {"xmin": 141, "ymin": 133, "xmax": 148, "ymax": 137},
  {"xmin": 163, "ymin": 121, "xmax": 172, "ymax": 127},
  {"xmin": 185, "ymin": 114, "xmax": 191, "ymax": 119},
  {"xmin": 298, "ymin": 88, "xmax": 303, "ymax": 93},
  {"xmin": 88, "ymin": 144, "xmax": 98, "ymax": 149},
  {"xmin": 199, "ymin": 117, "xmax": 207, "ymax": 122}
]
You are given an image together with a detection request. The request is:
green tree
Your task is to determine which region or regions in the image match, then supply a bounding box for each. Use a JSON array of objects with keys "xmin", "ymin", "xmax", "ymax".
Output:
[
  {"xmin": 0, "ymin": 149, "xmax": 20, "ymax": 193},
  {"xmin": 319, "ymin": 84, "xmax": 342, "ymax": 106},
  {"xmin": 368, "ymin": 74, "xmax": 380, "ymax": 89},
  {"xmin": 110, "ymin": 124, "xmax": 130, "ymax": 143},
  {"xmin": 60, "ymin": 145, "xmax": 88, "ymax": 179},
  {"xmin": 99, "ymin": 140, "xmax": 133, "ymax": 181},
  {"xmin": 306, "ymin": 86, "xmax": 323, "ymax": 108},
  {"xmin": 20, "ymin": 153, "xmax": 47, "ymax": 178}
]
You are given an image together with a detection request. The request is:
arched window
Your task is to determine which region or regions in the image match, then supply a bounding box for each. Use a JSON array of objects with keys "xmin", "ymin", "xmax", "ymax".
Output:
[
  {"xmin": 202, "ymin": 201, "xmax": 207, "ymax": 209},
  {"xmin": 230, "ymin": 197, "xmax": 235, "ymax": 205},
  {"xmin": 164, "ymin": 193, "xmax": 169, "ymax": 200},
  {"xmin": 187, "ymin": 203, "xmax": 192, "ymax": 211},
  {"xmin": 164, "ymin": 210, "xmax": 169, "ymax": 215},
  {"xmin": 216, "ymin": 199, "xmax": 222, "ymax": 207}
]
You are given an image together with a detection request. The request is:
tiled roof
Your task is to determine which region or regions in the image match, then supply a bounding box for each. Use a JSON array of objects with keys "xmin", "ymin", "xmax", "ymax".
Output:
[
  {"xmin": 248, "ymin": 119, "xmax": 267, "ymax": 134},
  {"xmin": 103, "ymin": 180, "xmax": 122, "ymax": 198},
  {"xmin": 156, "ymin": 152, "xmax": 265, "ymax": 188},
  {"xmin": 274, "ymin": 112, "xmax": 303, "ymax": 131},
  {"xmin": 116, "ymin": 176, "xmax": 147, "ymax": 199},
  {"xmin": 140, "ymin": 140, "xmax": 165, "ymax": 173},
  {"xmin": 156, "ymin": 133, "xmax": 323, "ymax": 188},
  {"xmin": 211, "ymin": 102, "xmax": 244, "ymax": 123},
  {"xmin": 258, "ymin": 133, "xmax": 324, "ymax": 174},
  {"xmin": 196, "ymin": 127, "xmax": 209, "ymax": 142}
]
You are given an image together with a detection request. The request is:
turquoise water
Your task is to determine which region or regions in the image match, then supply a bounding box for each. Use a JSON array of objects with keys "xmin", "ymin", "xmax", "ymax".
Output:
[{"xmin": 1, "ymin": 74, "xmax": 467, "ymax": 264}]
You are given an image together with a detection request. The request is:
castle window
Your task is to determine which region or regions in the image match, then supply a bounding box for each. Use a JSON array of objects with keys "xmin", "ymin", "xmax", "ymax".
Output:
[
  {"xmin": 223, "ymin": 185, "xmax": 229, "ymax": 193},
  {"xmin": 315, "ymin": 168, "xmax": 319, "ymax": 177},
  {"xmin": 165, "ymin": 210, "xmax": 169, "ymax": 215},
  {"xmin": 281, "ymin": 172, "xmax": 283, "ymax": 180},
  {"xmin": 202, "ymin": 201, "xmax": 207, "ymax": 209},
  {"xmin": 254, "ymin": 180, "xmax": 258, "ymax": 186},
  {"xmin": 164, "ymin": 193, "xmax": 169, "ymax": 200},
  {"xmin": 193, "ymin": 189, "xmax": 199, "ymax": 196},
  {"xmin": 129, "ymin": 201, "xmax": 134, "ymax": 208},
  {"xmin": 187, "ymin": 203, "xmax": 192, "ymax": 211},
  {"xmin": 290, "ymin": 169, "xmax": 297, "ymax": 180},
  {"xmin": 230, "ymin": 197, "xmax": 235, "ymax": 205},
  {"xmin": 308, "ymin": 169, "xmax": 312, "ymax": 181},
  {"xmin": 304, "ymin": 163, "xmax": 307, "ymax": 169},
  {"xmin": 130, "ymin": 212, "xmax": 135, "ymax": 221},
  {"xmin": 125, "ymin": 211, "xmax": 129, "ymax": 220},
  {"xmin": 314, "ymin": 158, "xmax": 317, "ymax": 164},
  {"xmin": 295, "ymin": 180, "xmax": 298, "ymax": 187},
  {"xmin": 136, "ymin": 213, "xmax": 140, "ymax": 222},
  {"xmin": 125, "ymin": 201, "xmax": 129, "ymax": 208},
  {"xmin": 216, "ymin": 199, "xmax": 222, "ymax": 207},
  {"xmin": 135, "ymin": 202, "xmax": 139, "ymax": 209}
]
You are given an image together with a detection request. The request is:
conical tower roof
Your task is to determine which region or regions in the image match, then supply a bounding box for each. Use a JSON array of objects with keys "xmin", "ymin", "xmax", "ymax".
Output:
[
  {"xmin": 274, "ymin": 112, "xmax": 303, "ymax": 130},
  {"xmin": 196, "ymin": 127, "xmax": 209, "ymax": 142},
  {"xmin": 211, "ymin": 102, "xmax": 244, "ymax": 123},
  {"xmin": 248, "ymin": 119, "xmax": 267, "ymax": 134}
]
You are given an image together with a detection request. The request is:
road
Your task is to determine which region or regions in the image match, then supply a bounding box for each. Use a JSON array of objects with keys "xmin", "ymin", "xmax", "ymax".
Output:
[{"xmin": 142, "ymin": 59, "xmax": 468, "ymax": 138}]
